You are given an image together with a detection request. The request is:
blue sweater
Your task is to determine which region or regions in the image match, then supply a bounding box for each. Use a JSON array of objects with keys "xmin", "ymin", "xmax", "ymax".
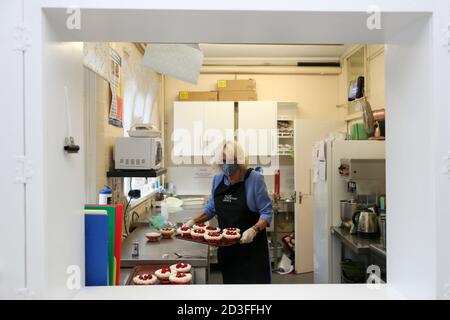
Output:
[{"xmin": 203, "ymin": 170, "xmax": 273, "ymax": 224}]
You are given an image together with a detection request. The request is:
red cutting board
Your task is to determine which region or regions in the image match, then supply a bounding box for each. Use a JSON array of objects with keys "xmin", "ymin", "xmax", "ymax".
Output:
[{"xmin": 112, "ymin": 204, "xmax": 123, "ymax": 285}]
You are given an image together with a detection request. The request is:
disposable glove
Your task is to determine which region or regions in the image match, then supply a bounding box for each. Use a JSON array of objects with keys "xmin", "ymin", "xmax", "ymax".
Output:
[
  {"xmin": 240, "ymin": 227, "xmax": 257, "ymax": 244},
  {"xmin": 183, "ymin": 219, "xmax": 196, "ymax": 228}
]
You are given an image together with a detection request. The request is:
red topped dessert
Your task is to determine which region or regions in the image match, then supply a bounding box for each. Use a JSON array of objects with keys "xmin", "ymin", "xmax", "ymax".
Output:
[
  {"xmin": 133, "ymin": 273, "xmax": 157, "ymax": 285},
  {"xmin": 205, "ymin": 226, "xmax": 221, "ymax": 233},
  {"xmin": 160, "ymin": 228, "xmax": 175, "ymax": 238},
  {"xmin": 155, "ymin": 267, "xmax": 172, "ymax": 282},
  {"xmin": 170, "ymin": 262, "xmax": 191, "ymax": 273},
  {"xmin": 169, "ymin": 272, "xmax": 192, "ymax": 284},
  {"xmin": 204, "ymin": 231, "xmax": 223, "ymax": 244},
  {"xmin": 177, "ymin": 226, "xmax": 191, "ymax": 237},
  {"xmin": 190, "ymin": 228, "xmax": 205, "ymax": 240},
  {"xmin": 223, "ymin": 227, "xmax": 240, "ymax": 234},
  {"xmin": 223, "ymin": 230, "xmax": 241, "ymax": 242},
  {"xmin": 145, "ymin": 232, "xmax": 161, "ymax": 242},
  {"xmin": 193, "ymin": 223, "xmax": 208, "ymax": 231}
]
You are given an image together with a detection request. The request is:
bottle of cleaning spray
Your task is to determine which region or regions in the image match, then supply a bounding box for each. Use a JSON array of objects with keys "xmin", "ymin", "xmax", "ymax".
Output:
[{"xmin": 98, "ymin": 185, "xmax": 112, "ymax": 205}]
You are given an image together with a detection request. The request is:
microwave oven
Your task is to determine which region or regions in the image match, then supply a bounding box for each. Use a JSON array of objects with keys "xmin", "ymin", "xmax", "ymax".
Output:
[{"xmin": 114, "ymin": 137, "xmax": 162, "ymax": 170}]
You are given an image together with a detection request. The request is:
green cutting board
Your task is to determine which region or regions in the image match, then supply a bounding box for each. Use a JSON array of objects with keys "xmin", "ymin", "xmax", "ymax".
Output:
[{"xmin": 85, "ymin": 205, "xmax": 116, "ymax": 285}]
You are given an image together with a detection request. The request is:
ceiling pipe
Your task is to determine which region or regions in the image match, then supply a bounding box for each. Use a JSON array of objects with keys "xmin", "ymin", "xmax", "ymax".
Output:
[{"xmin": 200, "ymin": 65, "xmax": 341, "ymax": 75}]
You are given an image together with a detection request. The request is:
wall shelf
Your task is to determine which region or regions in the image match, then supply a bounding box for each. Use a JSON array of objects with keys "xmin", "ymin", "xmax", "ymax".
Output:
[
  {"xmin": 344, "ymin": 108, "xmax": 385, "ymax": 122},
  {"xmin": 107, "ymin": 168, "xmax": 167, "ymax": 178},
  {"xmin": 336, "ymin": 96, "xmax": 367, "ymax": 109}
]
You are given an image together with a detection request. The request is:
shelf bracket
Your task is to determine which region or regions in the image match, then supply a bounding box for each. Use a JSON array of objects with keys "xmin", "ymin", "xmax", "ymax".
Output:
[
  {"xmin": 15, "ymin": 156, "xmax": 33, "ymax": 185},
  {"xmin": 13, "ymin": 24, "xmax": 32, "ymax": 52}
]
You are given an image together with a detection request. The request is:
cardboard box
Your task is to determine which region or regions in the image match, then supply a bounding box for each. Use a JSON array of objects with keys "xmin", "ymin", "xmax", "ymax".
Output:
[
  {"xmin": 178, "ymin": 91, "xmax": 218, "ymax": 101},
  {"xmin": 217, "ymin": 79, "xmax": 256, "ymax": 91},
  {"xmin": 218, "ymin": 90, "xmax": 257, "ymax": 101}
]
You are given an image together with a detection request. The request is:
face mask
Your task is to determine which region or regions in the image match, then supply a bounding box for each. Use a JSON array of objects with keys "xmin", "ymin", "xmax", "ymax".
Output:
[{"xmin": 219, "ymin": 163, "xmax": 240, "ymax": 177}]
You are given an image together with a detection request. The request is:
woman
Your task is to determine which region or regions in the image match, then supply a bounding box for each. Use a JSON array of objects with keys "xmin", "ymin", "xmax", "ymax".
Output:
[{"xmin": 184, "ymin": 141, "xmax": 272, "ymax": 284}]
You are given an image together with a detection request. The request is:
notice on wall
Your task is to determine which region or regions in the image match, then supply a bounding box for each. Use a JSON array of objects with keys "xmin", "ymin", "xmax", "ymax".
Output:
[
  {"xmin": 109, "ymin": 47, "xmax": 123, "ymax": 128},
  {"xmin": 193, "ymin": 167, "xmax": 214, "ymax": 181}
]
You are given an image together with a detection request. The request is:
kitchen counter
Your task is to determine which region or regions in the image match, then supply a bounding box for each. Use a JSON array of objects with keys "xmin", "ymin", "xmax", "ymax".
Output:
[
  {"xmin": 331, "ymin": 226, "xmax": 386, "ymax": 257},
  {"xmin": 121, "ymin": 226, "xmax": 209, "ymax": 268},
  {"xmin": 121, "ymin": 226, "xmax": 210, "ymax": 284}
]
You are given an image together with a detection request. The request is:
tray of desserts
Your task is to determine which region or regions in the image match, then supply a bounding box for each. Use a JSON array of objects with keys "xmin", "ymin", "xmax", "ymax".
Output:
[
  {"xmin": 126, "ymin": 262, "xmax": 194, "ymax": 285},
  {"xmin": 175, "ymin": 224, "xmax": 241, "ymax": 247}
]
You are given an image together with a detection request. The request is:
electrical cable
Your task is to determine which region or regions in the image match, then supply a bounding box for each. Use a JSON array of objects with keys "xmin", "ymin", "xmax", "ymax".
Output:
[
  {"xmin": 123, "ymin": 197, "xmax": 132, "ymax": 236},
  {"xmin": 124, "ymin": 178, "xmax": 133, "ymax": 236}
]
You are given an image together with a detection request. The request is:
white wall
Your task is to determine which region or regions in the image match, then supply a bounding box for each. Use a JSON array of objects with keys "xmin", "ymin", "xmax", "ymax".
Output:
[{"xmin": 42, "ymin": 41, "xmax": 86, "ymax": 298}]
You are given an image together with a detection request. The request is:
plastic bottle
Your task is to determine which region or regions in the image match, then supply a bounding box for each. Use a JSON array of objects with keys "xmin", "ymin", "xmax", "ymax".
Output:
[
  {"xmin": 99, "ymin": 185, "xmax": 112, "ymax": 205},
  {"xmin": 160, "ymin": 201, "xmax": 168, "ymax": 219}
]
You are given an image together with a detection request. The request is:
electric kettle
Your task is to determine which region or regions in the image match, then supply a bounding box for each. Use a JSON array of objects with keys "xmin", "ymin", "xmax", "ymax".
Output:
[{"xmin": 352, "ymin": 208, "xmax": 379, "ymax": 239}]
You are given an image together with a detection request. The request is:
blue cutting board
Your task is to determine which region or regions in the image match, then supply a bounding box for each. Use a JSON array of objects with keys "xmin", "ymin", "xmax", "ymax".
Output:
[{"xmin": 84, "ymin": 212, "xmax": 109, "ymax": 286}]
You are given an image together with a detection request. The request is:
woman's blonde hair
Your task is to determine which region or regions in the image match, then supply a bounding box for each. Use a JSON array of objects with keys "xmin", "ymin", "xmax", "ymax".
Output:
[{"xmin": 211, "ymin": 140, "xmax": 248, "ymax": 171}]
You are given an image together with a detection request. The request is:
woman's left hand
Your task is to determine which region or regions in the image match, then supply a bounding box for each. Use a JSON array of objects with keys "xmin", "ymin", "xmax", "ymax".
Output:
[{"xmin": 240, "ymin": 228, "xmax": 257, "ymax": 244}]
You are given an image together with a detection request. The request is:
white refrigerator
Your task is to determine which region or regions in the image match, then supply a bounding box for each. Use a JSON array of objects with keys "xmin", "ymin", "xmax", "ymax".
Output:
[{"xmin": 312, "ymin": 140, "xmax": 386, "ymax": 283}]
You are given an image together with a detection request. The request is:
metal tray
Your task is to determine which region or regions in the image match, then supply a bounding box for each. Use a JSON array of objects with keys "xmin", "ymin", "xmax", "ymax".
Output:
[
  {"xmin": 175, "ymin": 234, "xmax": 240, "ymax": 247},
  {"xmin": 126, "ymin": 264, "xmax": 195, "ymax": 285}
]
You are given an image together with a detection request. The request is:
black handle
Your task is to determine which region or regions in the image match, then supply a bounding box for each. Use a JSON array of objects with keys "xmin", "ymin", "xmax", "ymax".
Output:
[{"xmin": 352, "ymin": 211, "xmax": 361, "ymax": 226}]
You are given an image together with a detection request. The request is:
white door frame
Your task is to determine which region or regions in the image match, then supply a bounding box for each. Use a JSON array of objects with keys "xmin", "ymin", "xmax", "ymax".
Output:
[
  {"xmin": 14, "ymin": 1, "xmax": 450, "ymax": 299},
  {"xmin": 0, "ymin": 0, "xmax": 27, "ymax": 299}
]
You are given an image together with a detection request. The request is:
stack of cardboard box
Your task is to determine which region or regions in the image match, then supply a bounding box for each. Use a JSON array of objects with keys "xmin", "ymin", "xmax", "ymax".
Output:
[
  {"xmin": 177, "ymin": 79, "xmax": 257, "ymax": 102},
  {"xmin": 217, "ymin": 79, "xmax": 257, "ymax": 101},
  {"xmin": 178, "ymin": 91, "xmax": 218, "ymax": 101}
]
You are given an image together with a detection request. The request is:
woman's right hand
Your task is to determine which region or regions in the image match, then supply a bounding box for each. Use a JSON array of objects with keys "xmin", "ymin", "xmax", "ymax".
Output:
[{"xmin": 182, "ymin": 219, "xmax": 196, "ymax": 228}]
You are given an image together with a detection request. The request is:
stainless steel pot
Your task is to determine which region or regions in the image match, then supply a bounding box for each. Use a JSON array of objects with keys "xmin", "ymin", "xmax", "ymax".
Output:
[{"xmin": 340, "ymin": 200, "xmax": 358, "ymax": 229}]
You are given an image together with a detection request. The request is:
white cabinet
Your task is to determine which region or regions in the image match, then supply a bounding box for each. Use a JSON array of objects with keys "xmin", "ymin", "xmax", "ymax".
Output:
[
  {"xmin": 203, "ymin": 102, "xmax": 235, "ymax": 156},
  {"xmin": 173, "ymin": 101, "xmax": 234, "ymax": 157},
  {"xmin": 238, "ymin": 101, "xmax": 278, "ymax": 158}
]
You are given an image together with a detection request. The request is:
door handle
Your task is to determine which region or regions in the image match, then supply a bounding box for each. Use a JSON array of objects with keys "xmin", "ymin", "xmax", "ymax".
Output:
[{"xmin": 298, "ymin": 192, "xmax": 303, "ymax": 205}]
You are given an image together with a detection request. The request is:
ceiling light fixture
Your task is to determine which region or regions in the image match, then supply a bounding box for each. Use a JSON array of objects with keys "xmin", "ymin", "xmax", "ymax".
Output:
[{"xmin": 143, "ymin": 43, "xmax": 204, "ymax": 84}]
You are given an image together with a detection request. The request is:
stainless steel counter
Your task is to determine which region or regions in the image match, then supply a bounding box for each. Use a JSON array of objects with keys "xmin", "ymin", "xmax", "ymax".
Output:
[
  {"xmin": 331, "ymin": 226, "xmax": 386, "ymax": 257},
  {"xmin": 121, "ymin": 226, "xmax": 209, "ymax": 268},
  {"xmin": 369, "ymin": 243, "xmax": 386, "ymax": 258},
  {"xmin": 121, "ymin": 226, "xmax": 210, "ymax": 284}
]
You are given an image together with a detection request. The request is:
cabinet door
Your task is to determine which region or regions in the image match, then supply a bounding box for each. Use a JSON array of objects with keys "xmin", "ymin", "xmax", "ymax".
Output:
[
  {"xmin": 173, "ymin": 102, "xmax": 204, "ymax": 157},
  {"xmin": 203, "ymin": 102, "xmax": 234, "ymax": 157},
  {"xmin": 238, "ymin": 101, "xmax": 277, "ymax": 158}
]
